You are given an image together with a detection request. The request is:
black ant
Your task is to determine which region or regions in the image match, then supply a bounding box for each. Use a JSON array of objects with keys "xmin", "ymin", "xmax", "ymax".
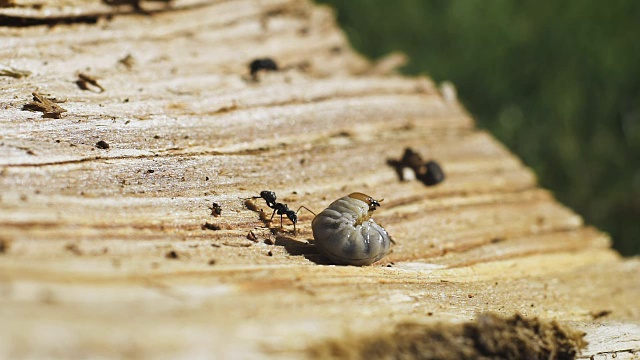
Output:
[
  {"xmin": 247, "ymin": 190, "xmax": 314, "ymax": 234},
  {"xmin": 252, "ymin": 190, "xmax": 277, "ymax": 208},
  {"xmin": 270, "ymin": 202, "xmax": 299, "ymax": 233}
]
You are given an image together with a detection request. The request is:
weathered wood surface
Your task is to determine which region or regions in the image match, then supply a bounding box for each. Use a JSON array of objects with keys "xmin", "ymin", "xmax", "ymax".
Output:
[{"xmin": 1, "ymin": 0, "xmax": 639, "ymax": 358}]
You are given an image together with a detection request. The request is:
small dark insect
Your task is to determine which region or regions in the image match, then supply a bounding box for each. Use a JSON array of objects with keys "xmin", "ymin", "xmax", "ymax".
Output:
[
  {"xmin": 419, "ymin": 160, "xmax": 445, "ymax": 186},
  {"xmin": 249, "ymin": 58, "xmax": 278, "ymax": 79},
  {"xmin": 95, "ymin": 140, "xmax": 110, "ymax": 149},
  {"xmin": 246, "ymin": 190, "xmax": 314, "ymax": 234},
  {"xmin": 388, "ymin": 148, "xmax": 446, "ymax": 186},
  {"xmin": 210, "ymin": 202, "xmax": 222, "ymax": 217}
]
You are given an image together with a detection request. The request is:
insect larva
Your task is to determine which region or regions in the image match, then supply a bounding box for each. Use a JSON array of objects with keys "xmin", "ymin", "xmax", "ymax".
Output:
[{"xmin": 311, "ymin": 192, "xmax": 391, "ymax": 266}]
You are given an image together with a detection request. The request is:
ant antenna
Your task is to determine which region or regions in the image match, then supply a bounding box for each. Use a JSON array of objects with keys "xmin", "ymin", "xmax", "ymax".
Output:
[
  {"xmin": 296, "ymin": 205, "xmax": 316, "ymax": 216},
  {"xmin": 293, "ymin": 206, "xmax": 316, "ymax": 235}
]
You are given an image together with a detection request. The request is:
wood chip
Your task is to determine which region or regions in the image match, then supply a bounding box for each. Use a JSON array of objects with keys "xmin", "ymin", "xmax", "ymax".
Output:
[{"xmin": 22, "ymin": 92, "xmax": 67, "ymax": 119}]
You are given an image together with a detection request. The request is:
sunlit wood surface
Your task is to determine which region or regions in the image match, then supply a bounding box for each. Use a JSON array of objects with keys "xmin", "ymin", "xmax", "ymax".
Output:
[{"xmin": 1, "ymin": 0, "xmax": 639, "ymax": 358}]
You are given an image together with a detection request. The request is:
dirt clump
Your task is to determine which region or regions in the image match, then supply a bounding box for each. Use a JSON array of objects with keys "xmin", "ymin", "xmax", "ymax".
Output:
[{"xmin": 308, "ymin": 313, "xmax": 587, "ymax": 360}]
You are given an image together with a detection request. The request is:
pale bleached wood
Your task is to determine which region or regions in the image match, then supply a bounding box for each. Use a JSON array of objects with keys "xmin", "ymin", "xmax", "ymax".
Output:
[{"xmin": 1, "ymin": 0, "xmax": 639, "ymax": 359}]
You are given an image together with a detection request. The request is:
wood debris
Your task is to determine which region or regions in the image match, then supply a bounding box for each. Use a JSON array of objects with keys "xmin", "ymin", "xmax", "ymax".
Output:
[
  {"xmin": 22, "ymin": 92, "xmax": 67, "ymax": 119},
  {"xmin": 76, "ymin": 73, "xmax": 105, "ymax": 92},
  {"xmin": 0, "ymin": 64, "xmax": 31, "ymax": 78},
  {"xmin": 118, "ymin": 54, "xmax": 135, "ymax": 69}
]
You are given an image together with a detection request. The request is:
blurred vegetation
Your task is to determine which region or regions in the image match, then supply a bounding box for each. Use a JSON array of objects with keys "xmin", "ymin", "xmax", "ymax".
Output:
[{"xmin": 318, "ymin": 0, "xmax": 640, "ymax": 255}]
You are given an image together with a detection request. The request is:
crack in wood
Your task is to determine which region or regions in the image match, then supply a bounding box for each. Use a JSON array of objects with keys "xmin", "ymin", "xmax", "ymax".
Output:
[{"xmin": 0, "ymin": 0, "xmax": 211, "ymax": 27}]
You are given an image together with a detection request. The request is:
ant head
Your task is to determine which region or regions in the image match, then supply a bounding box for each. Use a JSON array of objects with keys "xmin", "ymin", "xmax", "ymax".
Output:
[
  {"xmin": 369, "ymin": 198, "xmax": 382, "ymax": 210},
  {"xmin": 260, "ymin": 190, "xmax": 277, "ymax": 203},
  {"xmin": 348, "ymin": 192, "xmax": 383, "ymax": 212}
]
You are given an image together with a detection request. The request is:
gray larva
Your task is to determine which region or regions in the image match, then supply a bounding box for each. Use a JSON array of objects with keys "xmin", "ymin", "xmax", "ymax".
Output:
[{"xmin": 311, "ymin": 192, "xmax": 391, "ymax": 266}]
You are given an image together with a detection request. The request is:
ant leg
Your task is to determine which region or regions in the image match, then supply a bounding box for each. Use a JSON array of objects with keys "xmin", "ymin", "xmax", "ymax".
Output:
[
  {"xmin": 296, "ymin": 205, "xmax": 317, "ymax": 216},
  {"xmin": 270, "ymin": 209, "xmax": 277, "ymax": 221},
  {"xmin": 280, "ymin": 214, "xmax": 284, "ymax": 229}
]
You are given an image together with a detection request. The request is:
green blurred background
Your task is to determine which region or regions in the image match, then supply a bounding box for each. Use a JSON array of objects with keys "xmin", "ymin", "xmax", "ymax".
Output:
[{"xmin": 317, "ymin": 0, "xmax": 640, "ymax": 255}]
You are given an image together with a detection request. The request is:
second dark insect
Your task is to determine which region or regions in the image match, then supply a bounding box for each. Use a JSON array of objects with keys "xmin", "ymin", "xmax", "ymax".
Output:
[{"xmin": 249, "ymin": 58, "xmax": 278, "ymax": 79}]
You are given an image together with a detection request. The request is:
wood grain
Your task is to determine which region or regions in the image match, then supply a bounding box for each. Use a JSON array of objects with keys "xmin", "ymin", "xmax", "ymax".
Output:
[{"xmin": 1, "ymin": 0, "xmax": 639, "ymax": 358}]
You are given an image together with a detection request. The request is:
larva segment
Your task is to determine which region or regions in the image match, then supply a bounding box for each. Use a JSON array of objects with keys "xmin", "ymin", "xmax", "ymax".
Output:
[{"xmin": 312, "ymin": 194, "xmax": 391, "ymax": 266}]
